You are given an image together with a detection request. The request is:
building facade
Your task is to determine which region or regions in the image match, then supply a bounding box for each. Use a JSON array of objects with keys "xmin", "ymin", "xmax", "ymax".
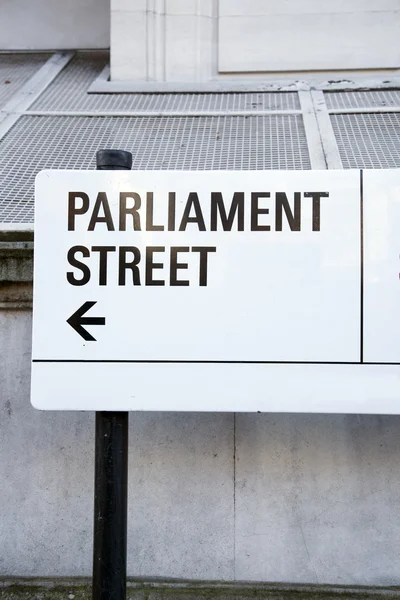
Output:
[{"xmin": 1, "ymin": 0, "xmax": 400, "ymax": 588}]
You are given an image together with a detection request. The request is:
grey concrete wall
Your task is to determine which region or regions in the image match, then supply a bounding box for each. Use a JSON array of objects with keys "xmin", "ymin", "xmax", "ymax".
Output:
[
  {"xmin": 2, "ymin": 274, "xmax": 400, "ymax": 582},
  {"xmin": 0, "ymin": 0, "xmax": 109, "ymax": 50}
]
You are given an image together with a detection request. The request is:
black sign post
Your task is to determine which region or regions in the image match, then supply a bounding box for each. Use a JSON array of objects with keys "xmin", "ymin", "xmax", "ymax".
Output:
[{"xmin": 92, "ymin": 150, "xmax": 132, "ymax": 600}]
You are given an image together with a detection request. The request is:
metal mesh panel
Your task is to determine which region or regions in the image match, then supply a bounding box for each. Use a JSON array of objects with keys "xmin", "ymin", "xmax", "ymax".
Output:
[
  {"xmin": 0, "ymin": 53, "xmax": 50, "ymax": 108},
  {"xmin": 31, "ymin": 53, "xmax": 300, "ymax": 113},
  {"xmin": 331, "ymin": 113, "xmax": 400, "ymax": 169},
  {"xmin": 0, "ymin": 114, "xmax": 310, "ymax": 223},
  {"xmin": 325, "ymin": 90, "xmax": 400, "ymax": 110}
]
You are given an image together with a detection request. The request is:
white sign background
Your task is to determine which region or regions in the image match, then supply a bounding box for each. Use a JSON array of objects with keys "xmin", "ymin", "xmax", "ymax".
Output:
[{"xmin": 31, "ymin": 170, "xmax": 400, "ymax": 413}]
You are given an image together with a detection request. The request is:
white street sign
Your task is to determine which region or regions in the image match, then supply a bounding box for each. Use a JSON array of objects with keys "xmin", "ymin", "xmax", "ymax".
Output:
[{"xmin": 31, "ymin": 169, "xmax": 400, "ymax": 413}]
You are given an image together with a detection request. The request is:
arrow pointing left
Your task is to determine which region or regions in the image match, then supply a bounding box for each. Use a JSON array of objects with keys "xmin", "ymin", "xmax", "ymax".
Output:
[{"xmin": 67, "ymin": 301, "xmax": 106, "ymax": 341}]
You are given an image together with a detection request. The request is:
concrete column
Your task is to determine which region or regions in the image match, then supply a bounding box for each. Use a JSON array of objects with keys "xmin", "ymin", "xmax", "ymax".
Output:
[{"xmin": 110, "ymin": 0, "xmax": 216, "ymax": 82}]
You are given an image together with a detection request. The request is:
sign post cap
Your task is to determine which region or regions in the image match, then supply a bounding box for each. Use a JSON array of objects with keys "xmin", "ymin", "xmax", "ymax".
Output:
[{"xmin": 96, "ymin": 149, "xmax": 132, "ymax": 170}]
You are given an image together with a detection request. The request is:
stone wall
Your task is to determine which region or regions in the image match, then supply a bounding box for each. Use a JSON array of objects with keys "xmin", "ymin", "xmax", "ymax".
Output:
[{"xmin": 1, "ymin": 236, "xmax": 400, "ymax": 584}]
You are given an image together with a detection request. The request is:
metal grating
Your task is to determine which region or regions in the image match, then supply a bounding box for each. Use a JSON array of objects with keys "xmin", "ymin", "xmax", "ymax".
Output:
[
  {"xmin": 0, "ymin": 114, "xmax": 310, "ymax": 223},
  {"xmin": 330, "ymin": 113, "xmax": 400, "ymax": 169},
  {"xmin": 31, "ymin": 53, "xmax": 300, "ymax": 113},
  {"xmin": 325, "ymin": 90, "xmax": 400, "ymax": 110},
  {"xmin": 0, "ymin": 53, "xmax": 50, "ymax": 109}
]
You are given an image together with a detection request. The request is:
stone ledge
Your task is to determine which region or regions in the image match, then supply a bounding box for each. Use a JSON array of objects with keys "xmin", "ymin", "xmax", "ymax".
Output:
[
  {"xmin": 0, "ymin": 231, "xmax": 34, "ymax": 243},
  {"xmin": 0, "ymin": 282, "xmax": 33, "ymax": 308},
  {"xmin": 1, "ymin": 580, "xmax": 400, "ymax": 600},
  {"xmin": 0, "ymin": 241, "xmax": 34, "ymax": 307},
  {"xmin": 0, "ymin": 242, "xmax": 34, "ymax": 284}
]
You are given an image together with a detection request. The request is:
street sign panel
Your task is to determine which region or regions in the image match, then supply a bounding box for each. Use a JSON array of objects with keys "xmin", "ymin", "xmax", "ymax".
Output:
[{"xmin": 31, "ymin": 169, "xmax": 400, "ymax": 413}]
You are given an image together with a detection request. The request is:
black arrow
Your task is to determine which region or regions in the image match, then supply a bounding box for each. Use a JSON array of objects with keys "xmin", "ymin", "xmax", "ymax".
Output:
[{"xmin": 67, "ymin": 301, "xmax": 106, "ymax": 341}]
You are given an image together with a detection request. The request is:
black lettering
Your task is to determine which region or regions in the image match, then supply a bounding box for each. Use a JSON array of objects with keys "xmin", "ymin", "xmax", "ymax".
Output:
[
  {"xmin": 67, "ymin": 245, "xmax": 90, "ymax": 286},
  {"xmin": 275, "ymin": 192, "xmax": 301, "ymax": 231},
  {"xmin": 146, "ymin": 192, "xmax": 164, "ymax": 231},
  {"xmin": 145, "ymin": 246, "xmax": 165, "ymax": 286},
  {"xmin": 92, "ymin": 246, "xmax": 116, "ymax": 285},
  {"xmin": 170, "ymin": 247, "xmax": 189, "ymax": 286},
  {"xmin": 179, "ymin": 192, "xmax": 206, "ymax": 231},
  {"xmin": 210, "ymin": 192, "xmax": 244, "ymax": 231},
  {"xmin": 192, "ymin": 246, "xmax": 216, "ymax": 286},
  {"xmin": 119, "ymin": 192, "xmax": 141, "ymax": 231},
  {"xmin": 119, "ymin": 247, "xmax": 141, "ymax": 285},
  {"xmin": 168, "ymin": 192, "xmax": 176, "ymax": 231},
  {"xmin": 88, "ymin": 192, "xmax": 115, "ymax": 231},
  {"xmin": 251, "ymin": 192, "xmax": 270, "ymax": 231},
  {"xmin": 304, "ymin": 192, "xmax": 329, "ymax": 231},
  {"xmin": 68, "ymin": 192, "xmax": 89, "ymax": 231}
]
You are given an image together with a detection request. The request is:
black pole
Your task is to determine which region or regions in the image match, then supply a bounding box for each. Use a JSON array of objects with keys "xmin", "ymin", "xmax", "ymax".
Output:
[{"xmin": 92, "ymin": 149, "xmax": 132, "ymax": 600}]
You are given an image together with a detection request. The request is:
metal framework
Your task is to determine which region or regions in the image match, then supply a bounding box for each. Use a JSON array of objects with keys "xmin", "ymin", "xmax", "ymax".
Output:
[{"xmin": 1, "ymin": 51, "xmax": 400, "ymax": 228}]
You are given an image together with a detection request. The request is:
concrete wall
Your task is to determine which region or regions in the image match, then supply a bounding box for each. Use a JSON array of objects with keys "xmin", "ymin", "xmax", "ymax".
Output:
[
  {"xmin": 2, "ymin": 249, "xmax": 400, "ymax": 583},
  {"xmin": 111, "ymin": 0, "xmax": 400, "ymax": 83},
  {"xmin": 0, "ymin": 0, "xmax": 110, "ymax": 50}
]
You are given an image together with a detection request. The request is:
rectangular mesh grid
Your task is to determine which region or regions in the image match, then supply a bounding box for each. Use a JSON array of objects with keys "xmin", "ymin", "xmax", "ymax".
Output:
[
  {"xmin": 31, "ymin": 53, "xmax": 300, "ymax": 113},
  {"xmin": 330, "ymin": 113, "xmax": 400, "ymax": 169},
  {"xmin": 0, "ymin": 53, "xmax": 50, "ymax": 109},
  {"xmin": 0, "ymin": 114, "xmax": 310, "ymax": 223},
  {"xmin": 325, "ymin": 90, "xmax": 400, "ymax": 110}
]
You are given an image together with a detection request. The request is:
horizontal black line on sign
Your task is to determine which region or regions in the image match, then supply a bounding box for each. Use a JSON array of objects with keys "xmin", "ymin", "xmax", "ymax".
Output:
[{"xmin": 32, "ymin": 360, "xmax": 400, "ymax": 365}]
